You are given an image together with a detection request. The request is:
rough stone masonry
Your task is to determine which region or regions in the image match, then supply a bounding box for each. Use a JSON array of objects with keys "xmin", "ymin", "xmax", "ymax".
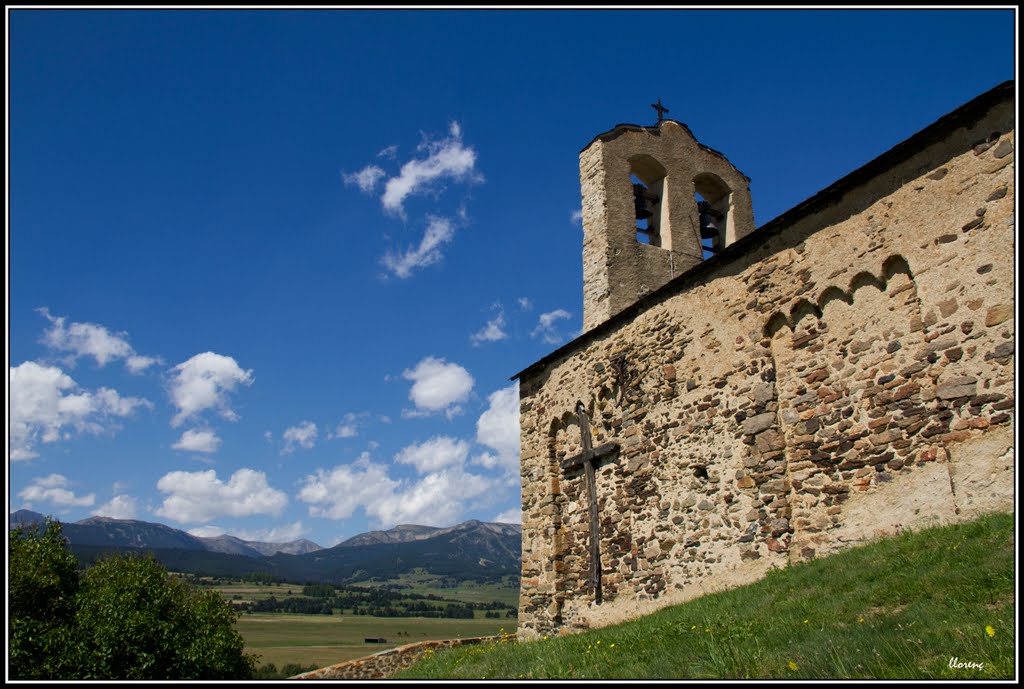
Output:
[{"xmin": 513, "ymin": 81, "xmax": 1015, "ymax": 638}]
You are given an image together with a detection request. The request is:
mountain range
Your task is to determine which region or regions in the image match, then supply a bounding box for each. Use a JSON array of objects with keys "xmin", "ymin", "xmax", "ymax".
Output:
[
  {"xmin": 9, "ymin": 509, "xmax": 522, "ymax": 585},
  {"xmin": 10, "ymin": 509, "xmax": 322, "ymax": 555}
]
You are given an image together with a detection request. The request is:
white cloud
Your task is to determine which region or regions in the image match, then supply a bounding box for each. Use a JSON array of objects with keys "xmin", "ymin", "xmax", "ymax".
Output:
[
  {"xmin": 188, "ymin": 521, "xmax": 308, "ymax": 544},
  {"xmin": 299, "ymin": 451, "xmax": 497, "ymax": 530},
  {"xmin": 473, "ymin": 383, "xmax": 521, "ymax": 472},
  {"xmin": 380, "ymin": 121, "xmax": 479, "ymax": 216},
  {"xmin": 402, "ymin": 356, "xmax": 474, "ymax": 418},
  {"xmin": 343, "ymin": 164, "xmax": 387, "ymax": 194},
  {"xmin": 371, "ymin": 468, "xmax": 492, "ymax": 528},
  {"xmin": 517, "ymin": 297, "xmax": 533, "ymax": 311},
  {"xmin": 167, "ymin": 352, "xmax": 254, "ymax": 427},
  {"xmin": 395, "ymin": 436, "xmax": 470, "ymax": 474},
  {"xmin": 298, "ymin": 454, "xmax": 401, "ymax": 521},
  {"xmin": 382, "ymin": 215, "xmax": 456, "ymax": 279},
  {"xmin": 19, "ymin": 474, "xmax": 96, "ymax": 508},
  {"xmin": 172, "ymin": 428, "xmax": 222, "ymax": 454},
  {"xmin": 351, "ymin": 123, "xmax": 481, "ymax": 280},
  {"xmin": 330, "ymin": 412, "xmax": 367, "ymax": 439},
  {"xmin": 532, "ymin": 308, "xmax": 573, "ymax": 345},
  {"xmin": 93, "ymin": 495, "xmax": 139, "ymax": 520},
  {"xmin": 570, "ymin": 208, "xmax": 584, "ymax": 224},
  {"xmin": 494, "ymin": 507, "xmax": 522, "ymax": 524},
  {"xmin": 125, "ymin": 355, "xmax": 160, "ymax": 374},
  {"xmin": 154, "ymin": 468, "xmax": 288, "ymax": 524},
  {"xmin": 38, "ymin": 307, "xmax": 160, "ymax": 372},
  {"xmin": 282, "ymin": 420, "xmax": 318, "ymax": 454},
  {"xmin": 334, "ymin": 423, "xmax": 358, "ymax": 438},
  {"xmin": 10, "ymin": 361, "xmax": 152, "ymax": 461},
  {"xmin": 470, "ymin": 308, "xmax": 508, "ymax": 346},
  {"xmin": 36, "ymin": 473, "xmax": 72, "ymax": 488},
  {"xmin": 236, "ymin": 521, "xmax": 308, "ymax": 544}
]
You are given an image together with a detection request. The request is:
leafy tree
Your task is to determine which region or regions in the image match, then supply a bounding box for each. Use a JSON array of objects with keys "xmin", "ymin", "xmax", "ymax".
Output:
[
  {"xmin": 302, "ymin": 582, "xmax": 336, "ymax": 598},
  {"xmin": 243, "ymin": 571, "xmax": 283, "ymax": 585},
  {"xmin": 9, "ymin": 520, "xmax": 258, "ymax": 680},
  {"xmin": 9, "ymin": 520, "xmax": 81, "ymax": 679}
]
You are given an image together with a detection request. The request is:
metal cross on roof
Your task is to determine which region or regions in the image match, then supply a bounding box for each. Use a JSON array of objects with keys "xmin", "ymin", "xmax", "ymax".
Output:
[{"xmin": 651, "ymin": 98, "xmax": 669, "ymax": 123}]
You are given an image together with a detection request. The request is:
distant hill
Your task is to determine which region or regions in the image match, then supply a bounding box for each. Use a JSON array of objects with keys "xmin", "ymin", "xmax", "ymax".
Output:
[
  {"xmin": 8, "ymin": 511, "xmax": 322, "ymax": 557},
  {"xmin": 288, "ymin": 519, "xmax": 522, "ymax": 584},
  {"xmin": 65, "ymin": 516, "xmax": 210, "ymax": 551},
  {"xmin": 10, "ymin": 509, "xmax": 48, "ymax": 527},
  {"xmin": 336, "ymin": 523, "xmax": 445, "ymax": 548},
  {"xmin": 199, "ymin": 533, "xmax": 322, "ymax": 557},
  {"xmin": 9, "ymin": 511, "xmax": 522, "ymax": 584},
  {"xmin": 336, "ymin": 520, "xmax": 521, "ymax": 548}
]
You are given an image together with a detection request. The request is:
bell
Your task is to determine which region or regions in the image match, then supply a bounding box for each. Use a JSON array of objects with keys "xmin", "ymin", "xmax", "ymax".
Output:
[
  {"xmin": 698, "ymin": 201, "xmax": 722, "ymax": 239},
  {"xmin": 634, "ymin": 183, "xmax": 658, "ymax": 221}
]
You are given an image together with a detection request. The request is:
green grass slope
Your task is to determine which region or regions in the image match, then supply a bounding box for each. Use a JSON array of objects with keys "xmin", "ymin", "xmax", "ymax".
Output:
[{"xmin": 396, "ymin": 512, "xmax": 1015, "ymax": 680}]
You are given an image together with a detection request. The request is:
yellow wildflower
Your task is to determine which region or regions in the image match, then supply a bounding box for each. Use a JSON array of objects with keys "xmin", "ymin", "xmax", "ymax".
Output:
[
  {"xmin": 788, "ymin": 661, "xmax": 798, "ymax": 671},
  {"xmin": 986, "ymin": 625, "xmax": 996, "ymax": 638}
]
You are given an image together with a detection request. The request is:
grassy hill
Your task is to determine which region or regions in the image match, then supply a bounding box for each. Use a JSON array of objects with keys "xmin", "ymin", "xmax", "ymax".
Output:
[{"xmin": 395, "ymin": 512, "xmax": 1015, "ymax": 680}]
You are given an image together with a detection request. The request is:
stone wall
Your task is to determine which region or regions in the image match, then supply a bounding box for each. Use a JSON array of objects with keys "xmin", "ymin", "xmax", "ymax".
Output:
[
  {"xmin": 291, "ymin": 636, "xmax": 501, "ymax": 680},
  {"xmin": 515, "ymin": 83, "xmax": 1014, "ymax": 639}
]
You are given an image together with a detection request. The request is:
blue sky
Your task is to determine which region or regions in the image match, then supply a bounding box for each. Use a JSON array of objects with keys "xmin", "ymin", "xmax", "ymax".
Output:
[{"xmin": 7, "ymin": 8, "xmax": 1015, "ymax": 548}]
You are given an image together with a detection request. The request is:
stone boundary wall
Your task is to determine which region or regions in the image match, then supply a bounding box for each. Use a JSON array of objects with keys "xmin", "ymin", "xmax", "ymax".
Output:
[
  {"xmin": 291, "ymin": 636, "xmax": 500, "ymax": 680},
  {"xmin": 515, "ymin": 84, "xmax": 1015, "ymax": 638}
]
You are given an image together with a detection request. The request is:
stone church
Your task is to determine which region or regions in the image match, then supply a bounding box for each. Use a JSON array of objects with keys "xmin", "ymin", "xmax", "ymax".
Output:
[{"xmin": 513, "ymin": 81, "xmax": 1015, "ymax": 638}]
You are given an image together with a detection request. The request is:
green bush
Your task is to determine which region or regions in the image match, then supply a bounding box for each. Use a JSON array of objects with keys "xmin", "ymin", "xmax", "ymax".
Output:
[
  {"xmin": 254, "ymin": 662, "xmax": 320, "ymax": 679},
  {"xmin": 9, "ymin": 519, "xmax": 258, "ymax": 680}
]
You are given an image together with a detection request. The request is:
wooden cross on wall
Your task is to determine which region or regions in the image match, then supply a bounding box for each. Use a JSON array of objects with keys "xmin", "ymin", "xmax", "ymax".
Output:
[{"xmin": 559, "ymin": 402, "xmax": 620, "ymax": 604}]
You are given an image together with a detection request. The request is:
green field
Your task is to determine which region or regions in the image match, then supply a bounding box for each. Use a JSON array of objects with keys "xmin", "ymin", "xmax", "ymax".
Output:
[
  {"xmin": 209, "ymin": 581, "xmax": 306, "ymax": 604},
  {"xmin": 347, "ymin": 571, "xmax": 520, "ymax": 607},
  {"xmin": 236, "ymin": 613, "xmax": 513, "ymax": 670},
  {"xmin": 204, "ymin": 574, "xmax": 519, "ymax": 608},
  {"xmin": 197, "ymin": 576, "xmax": 518, "ymax": 672}
]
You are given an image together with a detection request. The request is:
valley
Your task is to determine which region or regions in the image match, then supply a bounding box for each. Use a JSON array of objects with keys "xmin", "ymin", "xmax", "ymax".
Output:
[{"xmin": 192, "ymin": 574, "xmax": 519, "ymax": 674}]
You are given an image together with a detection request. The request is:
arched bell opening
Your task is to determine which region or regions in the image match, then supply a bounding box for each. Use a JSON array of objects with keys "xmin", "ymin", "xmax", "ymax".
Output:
[
  {"xmin": 629, "ymin": 155, "xmax": 669, "ymax": 248},
  {"xmin": 693, "ymin": 173, "xmax": 733, "ymax": 258}
]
